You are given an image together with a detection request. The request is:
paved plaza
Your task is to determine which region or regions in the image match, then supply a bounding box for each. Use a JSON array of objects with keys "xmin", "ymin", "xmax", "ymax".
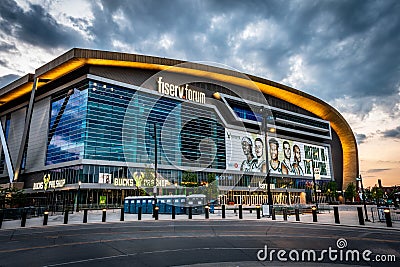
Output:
[{"xmin": 1, "ymin": 205, "xmax": 398, "ymax": 230}]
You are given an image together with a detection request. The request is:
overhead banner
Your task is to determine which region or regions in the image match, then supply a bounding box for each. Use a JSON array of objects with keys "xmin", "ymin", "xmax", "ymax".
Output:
[
  {"xmin": 266, "ymin": 137, "xmax": 332, "ymax": 179},
  {"xmin": 225, "ymin": 129, "xmax": 266, "ymax": 173}
]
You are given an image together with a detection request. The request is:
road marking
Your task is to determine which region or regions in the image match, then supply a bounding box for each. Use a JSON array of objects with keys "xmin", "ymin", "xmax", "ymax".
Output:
[{"xmin": 43, "ymin": 247, "xmax": 260, "ymax": 267}]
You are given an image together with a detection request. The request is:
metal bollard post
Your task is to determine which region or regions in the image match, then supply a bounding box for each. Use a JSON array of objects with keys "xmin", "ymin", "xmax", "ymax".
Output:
[
  {"xmin": 283, "ymin": 208, "xmax": 288, "ymax": 221},
  {"xmin": 334, "ymin": 206, "xmax": 340, "ymax": 224},
  {"xmin": 295, "ymin": 209, "xmax": 300, "ymax": 221},
  {"xmin": 138, "ymin": 206, "xmax": 142, "ymax": 220},
  {"xmin": 384, "ymin": 208, "xmax": 392, "ymax": 227},
  {"xmin": 239, "ymin": 204, "xmax": 243, "ymax": 219},
  {"xmin": 154, "ymin": 207, "xmax": 159, "ymax": 220},
  {"xmin": 205, "ymin": 205, "xmax": 209, "ymax": 219},
  {"xmin": 0, "ymin": 210, "xmax": 3, "ymax": 229},
  {"xmin": 172, "ymin": 205, "xmax": 176, "ymax": 220},
  {"xmin": 188, "ymin": 207, "xmax": 192, "ymax": 219},
  {"xmin": 222, "ymin": 204, "xmax": 226, "ymax": 219},
  {"xmin": 21, "ymin": 210, "xmax": 27, "ymax": 227},
  {"xmin": 357, "ymin": 207, "xmax": 365, "ymax": 225},
  {"xmin": 64, "ymin": 209, "xmax": 69, "ymax": 224},
  {"xmin": 102, "ymin": 209, "xmax": 106, "ymax": 222},
  {"xmin": 120, "ymin": 207, "xmax": 124, "ymax": 221},
  {"xmin": 43, "ymin": 211, "xmax": 49, "ymax": 226},
  {"xmin": 312, "ymin": 206, "xmax": 318, "ymax": 222},
  {"xmin": 256, "ymin": 205, "xmax": 261, "ymax": 219},
  {"xmin": 83, "ymin": 209, "xmax": 88, "ymax": 223},
  {"xmin": 272, "ymin": 208, "xmax": 276, "ymax": 220}
]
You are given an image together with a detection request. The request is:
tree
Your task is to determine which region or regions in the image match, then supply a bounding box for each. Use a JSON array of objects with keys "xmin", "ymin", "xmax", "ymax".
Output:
[
  {"xmin": 324, "ymin": 181, "xmax": 338, "ymax": 203},
  {"xmin": 370, "ymin": 186, "xmax": 384, "ymax": 204},
  {"xmin": 181, "ymin": 171, "xmax": 198, "ymax": 187},
  {"xmin": 0, "ymin": 187, "xmax": 26, "ymax": 208},
  {"xmin": 344, "ymin": 182, "xmax": 357, "ymax": 203}
]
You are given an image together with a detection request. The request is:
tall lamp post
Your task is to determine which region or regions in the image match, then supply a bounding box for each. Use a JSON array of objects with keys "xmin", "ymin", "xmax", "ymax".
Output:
[
  {"xmin": 356, "ymin": 174, "xmax": 370, "ymax": 221},
  {"xmin": 306, "ymin": 159, "xmax": 318, "ymax": 209},
  {"xmin": 260, "ymin": 106, "xmax": 273, "ymax": 208},
  {"xmin": 153, "ymin": 123, "xmax": 158, "ymax": 216},
  {"xmin": 248, "ymin": 183, "xmax": 251, "ymax": 205},
  {"xmin": 76, "ymin": 180, "xmax": 81, "ymax": 212}
]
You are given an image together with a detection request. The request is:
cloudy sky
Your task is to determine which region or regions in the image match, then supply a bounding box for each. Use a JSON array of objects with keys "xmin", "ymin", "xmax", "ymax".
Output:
[{"xmin": 0, "ymin": 0, "xmax": 399, "ymax": 188}]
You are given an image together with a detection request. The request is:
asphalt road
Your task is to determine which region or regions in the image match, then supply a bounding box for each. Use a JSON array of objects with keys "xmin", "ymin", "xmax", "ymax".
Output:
[{"xmin": 0, "ymin": 220, "xmax": 399, "ymax": 267}]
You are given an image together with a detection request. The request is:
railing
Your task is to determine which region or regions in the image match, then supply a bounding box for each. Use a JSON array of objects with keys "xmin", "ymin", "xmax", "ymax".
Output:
[{"xmin": 371, "ymin": 207, "xmax": 400, "ymax": 222}]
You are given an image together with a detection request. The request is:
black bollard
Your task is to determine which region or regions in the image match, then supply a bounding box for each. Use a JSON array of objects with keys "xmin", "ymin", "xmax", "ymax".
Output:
[
  {"xmin": 205, "ymin": 205, "xmax": 209, "ymax": 219},
  {"xmin": 0, "ymin": 210, "xmax": 3, "ymax": 229},
  {"xmin": 222, "ymin": 204, "xmax": 226, "ymax": 219},
  {"xmin": 83, "ymin": 209, "xmax": 88, "ymax": 223},
  {"xmin": 21, "ymin": 210, "xmax": 27, "ymax": 227},
  {"xmin": 188, "ymin": 207, "xmax": 192, "ymax": 219},
  {"xmin": 295, "ymin": 209, "xmax": 300, "ymax": 221},
  {"xmin": 172, "ymin": 205, "xmax": 176, "ymax": 220},
  {"xmin": 256, "ymin": 206, "xmax": 261, "ymax": 219},
  {"xmin": 384, "ymin": 208, "xmax": 392, "ymax": 227},
  {"xmin": 120, "ymin": 207, "xmax": 124, "ymax": 221},
  {"xmin": 283, "ymin": 208, "xmax": 288, "ymax": 221},
  {"xmin": 43, "ymin": 211, "xmax": 49, "ymax": 226},
  {"xmin": 64, "ymin": 209, "xmax": 69, "ymax": 224},
  {"xmin": 312, "ymin": 206, "xmax": 318, "ymax": 222},
  {"xmin": 239, "ymin": 205, "xmax": 243, "ymax": 219},
  {"xmin": 138, "ymin": 206, "xmax": 142, "ymax": 220},
  {"xmin": 272, "ymin": 208, "xmax": 276, "ymax": 220},
  {"xmin": 154, "ymin": 207, "xmax": 159, "ymax": 220},
  {"xmin": 357, "ymin": 207, "xmax": 365, "ymax": 225},
  {"xmin": 334, "ymin": 206, "xmax": 340, "ymax": 224},
  {"xmin": 102, "ymin": 209, "xmax": 106, "ymax": 222}
]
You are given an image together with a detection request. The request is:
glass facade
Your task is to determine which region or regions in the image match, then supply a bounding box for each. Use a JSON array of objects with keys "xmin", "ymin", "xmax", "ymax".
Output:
[
  {"xmin": 46, "ymin": 80, "xmax": 226, "ymax": 174},
  {"xmin": 46, "ymin": 83, "xmax": 87, "ymax": 165},
  {"xmin": 40, "ymin": 78, "xmax": 329, "ymax": 205}
]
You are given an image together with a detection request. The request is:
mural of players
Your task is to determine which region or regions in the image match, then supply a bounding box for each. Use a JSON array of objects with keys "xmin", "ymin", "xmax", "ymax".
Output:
[
  {"xmin": 268, "ymin": 138, "xmax": 281, "ymax": 174},
  {"xmin": 281, "ymin": 141, "xmax": 293, "ymax": 175},
  {"xmin": 292, "ymin": 144, "xmax": 304, "ymax": 176},
  {"xmin": 252, "ymin": 137, "xmax": 267, "ymax": 172},
  {"xmin": 240, "ymin": 136, "xmax": 256, "ymax": 171}
]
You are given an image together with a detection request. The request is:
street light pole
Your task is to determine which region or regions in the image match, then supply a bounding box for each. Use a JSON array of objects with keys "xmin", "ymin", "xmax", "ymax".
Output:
[
  {"xmin": 153, "ymin": 123, "xmax": 158, "ymax": 215},
  {"xmin": 357, "ymin": 174, "xmax": 370, "ymax": 221},
  {"xmin": 248, "ymin": 184, "xmax": 251, "ymax": 206},
  {"xmin": 260, "ymin": 106, "xmax": 274, "ymax": 208},
  {"xmin": 307, "ymin": 159, "xmax": 318, "ymax": 209},
  {"xmin": 76, "ymin": 180, "xmax": 81, "ymax": 212},
  {"xmin": 312, "ymin": 160, "xmax": 318, "ymax": 210}
]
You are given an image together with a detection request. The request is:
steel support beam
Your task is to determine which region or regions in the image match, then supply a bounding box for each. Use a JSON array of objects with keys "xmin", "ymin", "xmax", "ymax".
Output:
[
  {"xmin": 13, "ymin": 78, "xmax": 50, "ymax": 181},
  {"xmin": 0, "ymin": 122, "xmax": 14, "ymax": 183}
]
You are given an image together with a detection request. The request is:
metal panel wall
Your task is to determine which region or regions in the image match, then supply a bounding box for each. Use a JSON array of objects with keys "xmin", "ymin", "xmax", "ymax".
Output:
[
  {"xmin": 26, "ymin": 97, "xmax": 50, "ymax": 171},
  {"xmin": 2, "ymin": 107, "xmax": 27, "ymax": 177}
]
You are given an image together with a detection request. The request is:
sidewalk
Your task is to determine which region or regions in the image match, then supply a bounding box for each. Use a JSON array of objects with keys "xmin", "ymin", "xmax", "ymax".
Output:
[{"xmin": 0, "ymin": 205, "xmax": 398, "ymax": 230}]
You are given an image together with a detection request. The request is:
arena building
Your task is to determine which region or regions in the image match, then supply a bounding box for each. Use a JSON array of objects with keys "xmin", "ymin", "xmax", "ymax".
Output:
[{"xmin": 0, "ymin": 48, "xmax": 358, "ymax": 208}]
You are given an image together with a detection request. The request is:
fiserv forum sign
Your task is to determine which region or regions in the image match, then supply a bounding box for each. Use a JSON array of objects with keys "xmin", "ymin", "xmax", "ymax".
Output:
[{"xmin": 157, "ymin": 77, "xmax": 206, "ymax": 104}]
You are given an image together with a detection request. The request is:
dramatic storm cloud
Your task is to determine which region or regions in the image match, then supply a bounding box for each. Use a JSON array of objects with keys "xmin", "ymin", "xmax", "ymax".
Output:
[
  {"xmin": 0, "ymin": 0, "xmax": 399, "ymax": 186},
  {"xmin": 383, "ymin": 126, "xmax": 400, "ymax": 139}
]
